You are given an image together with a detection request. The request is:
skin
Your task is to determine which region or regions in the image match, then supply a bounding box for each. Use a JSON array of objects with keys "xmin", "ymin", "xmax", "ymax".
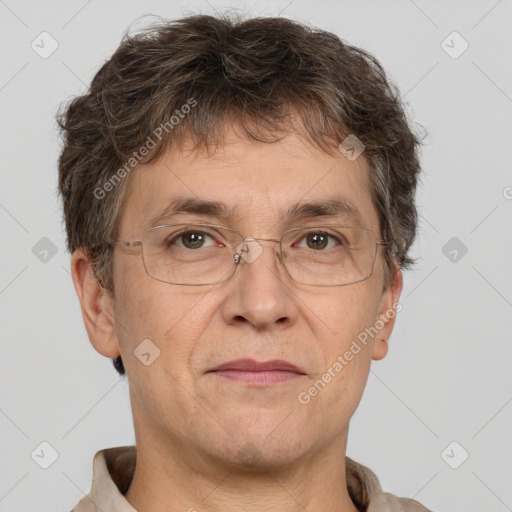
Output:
[{"xmin": 71, "ymin": 126, "xmax": 403, "ymax": 512}]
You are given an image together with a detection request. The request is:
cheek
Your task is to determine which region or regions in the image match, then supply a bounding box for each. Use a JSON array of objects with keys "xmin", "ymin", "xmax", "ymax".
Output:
[
  {"xmin": 298, "ymin": 329, "xmax": 374, "ymax": 436},
  {"xmin": 302, "ymin": 285, "xmax": 381, "ymax": 408},
  {"xmin": 113, "ymin": 266, "xmax": 214, "ymax": 377},
  {"xmin": 313, "ymin": 284, "xmax": 382, "ymax": 350},
  {"xmin": 112, "ymin": 280, "xmax": 214, "ymax": 434}
]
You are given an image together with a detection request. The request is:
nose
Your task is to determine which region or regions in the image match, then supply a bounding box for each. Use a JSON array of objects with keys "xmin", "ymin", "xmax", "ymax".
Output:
[{"xmin": 221, "ymin": 238, "xmax": 298, "ymax": 331}]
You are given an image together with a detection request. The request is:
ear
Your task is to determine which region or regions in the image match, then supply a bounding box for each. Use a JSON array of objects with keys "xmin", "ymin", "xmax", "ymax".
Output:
[
  {"xmin": 70, "ymin": 249, "xmax": 120, "ymax": 359},
  {"xmin": 372, "ymin": 263, "xmax": 403, "ymax": 361}
]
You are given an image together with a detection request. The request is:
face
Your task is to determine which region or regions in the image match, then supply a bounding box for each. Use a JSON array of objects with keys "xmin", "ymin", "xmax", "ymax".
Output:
[{"xmin": 80, "ymin": 127, "xmax": 402, "ymax": 472}]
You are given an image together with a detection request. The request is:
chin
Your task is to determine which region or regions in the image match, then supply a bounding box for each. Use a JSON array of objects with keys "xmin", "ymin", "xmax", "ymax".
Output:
[
  {"xmin": 214, "ymin": 436, "xmax": 307, "ymax": 472},
  {"xmin": 202, "ymin": 415, "xmax": 310, "ymax": 471}
]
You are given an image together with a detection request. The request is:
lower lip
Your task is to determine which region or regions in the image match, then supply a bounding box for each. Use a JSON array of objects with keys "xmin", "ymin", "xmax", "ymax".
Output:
[{"xmin": 209, "ymin": 370, "xmax": 303, "ymax": 385}]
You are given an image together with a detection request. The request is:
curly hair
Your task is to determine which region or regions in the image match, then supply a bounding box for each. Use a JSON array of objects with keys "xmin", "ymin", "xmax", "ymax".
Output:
[{"xmin": 56, "ymin": 13, "xmax": 425, "ymax": 376}]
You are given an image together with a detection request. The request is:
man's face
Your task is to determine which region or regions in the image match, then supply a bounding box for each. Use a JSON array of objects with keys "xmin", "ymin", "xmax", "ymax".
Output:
[{"xmin": 107, "ymin": 128, "xmax": 400, "ymax": 469}]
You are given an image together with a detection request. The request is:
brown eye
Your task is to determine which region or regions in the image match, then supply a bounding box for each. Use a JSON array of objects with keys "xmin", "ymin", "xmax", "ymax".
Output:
[
  {"xmin": 306, "ymin": 233, "xmax": 329, "ymax": 250},
  {"xmin": 168, "ymin": 231, "xmax": 214, "ymax": 249},
  {"xmin": 296, "ymin": 231, "xmax": 340, "ymax": 251}
]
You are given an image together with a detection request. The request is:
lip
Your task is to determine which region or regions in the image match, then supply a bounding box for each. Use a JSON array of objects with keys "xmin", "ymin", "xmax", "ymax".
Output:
[
  {"xmin": 208, "ymin": 358, "xmax": 305, "ymax": 373},
  {"xmin": 207, "ymin": 359, "xmax": 306, "ymax": 385}
]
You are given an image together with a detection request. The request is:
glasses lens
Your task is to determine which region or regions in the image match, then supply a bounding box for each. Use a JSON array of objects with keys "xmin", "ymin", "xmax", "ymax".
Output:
[
  {"xmin": 281, "ymin": 226, "xmax": 378, "ymax": 286},
  {"xmin": 139, "ymin": 224, "xmax": 379, "ymax": 286},
  {"xmin": 142, "ymin": 224, "xmax": 242, "ymax": 285}
]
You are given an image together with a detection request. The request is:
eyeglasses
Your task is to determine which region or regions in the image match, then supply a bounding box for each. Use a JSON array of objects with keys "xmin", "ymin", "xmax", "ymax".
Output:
[{"xmin": 107, "ymin": 223, "xmax": 389, "ymax": 287}]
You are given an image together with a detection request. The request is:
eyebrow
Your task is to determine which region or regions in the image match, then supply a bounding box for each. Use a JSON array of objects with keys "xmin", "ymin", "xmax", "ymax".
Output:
[{"xmin": 145, "ymin": 196, "xmax": 362, "ymax": 229}]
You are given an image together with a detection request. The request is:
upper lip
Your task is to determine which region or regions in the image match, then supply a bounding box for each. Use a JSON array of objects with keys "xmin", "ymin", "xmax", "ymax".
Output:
[{"xmin": 208, "ymin": 358, "xmax": 305, "ymax": 374}]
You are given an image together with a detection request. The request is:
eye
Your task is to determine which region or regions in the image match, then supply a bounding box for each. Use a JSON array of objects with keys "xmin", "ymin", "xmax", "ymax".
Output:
[
  {"xmin": 295, "ymin": 231, "xmax": 342, "ymax": 251},
  {"xmin": 168, "ymin": 230, "xmax": 218, "ymax": 250}
]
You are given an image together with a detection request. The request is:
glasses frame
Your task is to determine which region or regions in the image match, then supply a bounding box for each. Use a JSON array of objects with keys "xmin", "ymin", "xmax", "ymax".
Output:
[{"xmin": 107, "ymin": 223, "xmax": 390, "ymax": 287}]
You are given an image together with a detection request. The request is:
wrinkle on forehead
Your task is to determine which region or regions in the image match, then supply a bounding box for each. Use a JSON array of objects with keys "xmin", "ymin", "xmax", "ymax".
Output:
[{"xmin": 117, "ymin": 131, "xmax": 377, "ymax": 239}]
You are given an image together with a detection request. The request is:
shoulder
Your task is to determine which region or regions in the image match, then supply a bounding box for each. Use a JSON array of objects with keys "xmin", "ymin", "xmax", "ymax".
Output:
[
  {"xmin": 345, "ymin": 456, "xmax": 432, "ymax": 512},
  {"xmin": 70, "ymin": 446, "xmax": 137, "ymax": 512}
]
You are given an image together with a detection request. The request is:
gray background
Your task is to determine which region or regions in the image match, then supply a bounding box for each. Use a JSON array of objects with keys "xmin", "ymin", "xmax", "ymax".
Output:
[{"xmin": 1, "ymin": 1, "xmax": 511, "ymax": 511}]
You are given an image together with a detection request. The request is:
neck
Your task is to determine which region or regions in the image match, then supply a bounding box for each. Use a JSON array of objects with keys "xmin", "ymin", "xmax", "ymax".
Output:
[{"xmin": 124, "ymin": 432, "xmax": 360, "ymax": 512}]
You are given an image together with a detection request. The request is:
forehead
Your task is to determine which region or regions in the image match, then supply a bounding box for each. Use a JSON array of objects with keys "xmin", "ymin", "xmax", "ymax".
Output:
[{"xmin": 117, "ymin": 130, "xmax": 379, "ymax": 236}]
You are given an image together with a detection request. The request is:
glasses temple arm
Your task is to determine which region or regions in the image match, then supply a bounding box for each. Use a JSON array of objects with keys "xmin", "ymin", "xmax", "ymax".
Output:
[{"xmin": 106, "ymin": 238, "xmax": 142, "ymax": 248}]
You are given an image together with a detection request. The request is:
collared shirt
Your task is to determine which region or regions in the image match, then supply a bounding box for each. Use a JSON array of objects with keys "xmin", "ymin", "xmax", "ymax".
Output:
[{"xmin": 71, "ymin": 446, "xmax": 432, "ymax": 512}]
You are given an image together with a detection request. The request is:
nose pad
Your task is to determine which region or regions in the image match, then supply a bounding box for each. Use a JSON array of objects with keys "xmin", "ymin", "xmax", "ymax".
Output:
[
  {"xmin": 235, "ymin": 238, "xmax": 264, "ymax": 264},
  {"xmin": 235, "ymin": 238, "xmax": 283, "ymax": 266}
]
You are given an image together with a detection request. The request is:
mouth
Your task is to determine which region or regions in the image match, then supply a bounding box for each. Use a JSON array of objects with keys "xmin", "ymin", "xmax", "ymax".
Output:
[{"xmin": 207, "ymin": 359, "xmax": 306, "ymax": 385}]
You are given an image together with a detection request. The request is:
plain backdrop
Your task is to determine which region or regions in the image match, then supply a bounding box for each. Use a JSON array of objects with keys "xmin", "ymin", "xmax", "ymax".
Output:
[{"xmin": 1, "ymin": 1, "xmax": 511, "ymax": 511}]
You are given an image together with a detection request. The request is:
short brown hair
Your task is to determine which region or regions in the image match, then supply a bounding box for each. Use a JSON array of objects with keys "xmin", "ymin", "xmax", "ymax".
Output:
[{"xmin": 56, "ymin": 13, "xmax": 425, "ymax": 376}]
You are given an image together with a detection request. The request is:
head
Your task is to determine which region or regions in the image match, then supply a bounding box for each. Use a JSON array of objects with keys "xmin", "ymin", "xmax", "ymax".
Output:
[{"xmin": 57, "ymin": 14, "xmax": 423, "ymax": 468}]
